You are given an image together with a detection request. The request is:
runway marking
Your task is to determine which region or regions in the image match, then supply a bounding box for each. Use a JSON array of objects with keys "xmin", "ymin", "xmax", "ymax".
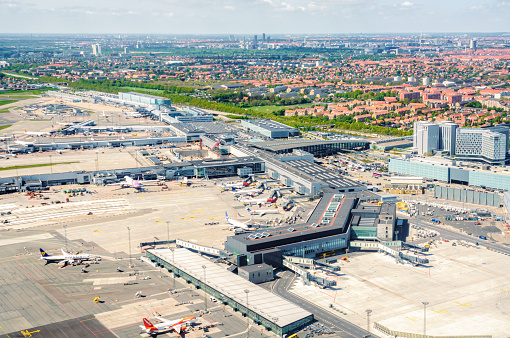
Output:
[
  {"xmin": 406, "ymin": 316, "xmax": 420, "ymax": 322},
  {"xmin": 0, "ymin": 324, "xmax": 10, "ymax": 338},
  {"xmin": 455, "ymin": 302, "xmax": 472, "ymax": 307},
  {"xmin": 41, "ymin": 281, "xmax": 93, "ymax": 286},
  {"xmin": 501, "ymin": 289, "xmax": 510, "ymax": 294},
  {"xmin": 20, "ymin": 329, "xmax": 40, "ymax": 337},
  {"xmin": 431, "ymin": 309, "xmax": 447, "ymax": 314}
]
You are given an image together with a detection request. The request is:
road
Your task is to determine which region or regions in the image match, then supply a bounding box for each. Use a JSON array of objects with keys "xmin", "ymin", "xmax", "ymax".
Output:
[
  {"xmin": 1, "ymin": 71, "xmax": 38, "ymax": 80},
  {"xmin": 411, "ymin": 216, "xmax": 510, "ymax": 255},
  {"xmin": 272, "ymin": 271, "xmax": 376, "ymax": 338}
]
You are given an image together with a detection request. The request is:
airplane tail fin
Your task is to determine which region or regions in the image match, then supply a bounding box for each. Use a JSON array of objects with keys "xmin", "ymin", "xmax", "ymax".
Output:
[
  {"xmin": 39, "ymin": 248, "xmax": 49, "ymax": 257},
  {"xmin": 225, "ymin": 212, "xmax": 229, "ymax": 221},
  {"xmin": 143, "ymin": 318, "xmax": 158, "ymax": 332}
]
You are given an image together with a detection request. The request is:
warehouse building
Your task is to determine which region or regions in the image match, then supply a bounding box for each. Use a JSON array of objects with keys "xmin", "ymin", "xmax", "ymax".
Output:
[
  {"xmin": 145, "ymin": 248, "xmax": 313, "ymax": 336},
  {"xmin": 241, "ymin": 119, "xmax": 300, "ymax": 138},
  {"xmin": 389, "ymin": 157, "xmax": 510, "ymax": 191},
  {"xmin": 250, "ymin": 139, "xmax": 370, "ymax": 156},
  {"xmin": 119, "ymin": 92, "xmax": 171, "ymax": 107}
]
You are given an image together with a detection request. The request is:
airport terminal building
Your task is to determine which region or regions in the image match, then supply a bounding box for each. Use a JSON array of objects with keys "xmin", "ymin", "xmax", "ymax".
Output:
[
  {"xmin": 145, "ymin": 248, "xmax": 314, "ymax": 336},
  {"xmin": 225, "ymin": 193, "xmax": 396, "ymax": 268}
]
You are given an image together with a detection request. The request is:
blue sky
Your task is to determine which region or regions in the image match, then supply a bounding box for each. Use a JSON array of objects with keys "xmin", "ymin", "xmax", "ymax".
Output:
[{"xmin": 0, "ymin": 0, "xmax": 508, "ymax": 34}]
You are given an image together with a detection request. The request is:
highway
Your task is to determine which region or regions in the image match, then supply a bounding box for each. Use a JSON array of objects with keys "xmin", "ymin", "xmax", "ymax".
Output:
[{"xmin": 272, "ymin": 271, "xmax": 376, "ymax": 338}]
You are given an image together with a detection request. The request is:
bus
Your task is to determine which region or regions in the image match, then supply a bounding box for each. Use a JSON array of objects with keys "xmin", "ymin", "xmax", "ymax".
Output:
[{"xmin": 373, "ymin": 172, "xmax": 382, "ymax": 178}]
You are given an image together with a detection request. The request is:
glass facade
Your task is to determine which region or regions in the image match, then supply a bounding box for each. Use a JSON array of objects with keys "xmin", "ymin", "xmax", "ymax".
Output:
[
  {"xmin": 469, "ymin": 171, "xmax": 510, "ymax": 191},
  {"xmin": 351, "ymin": 226, "xmax": 377, "ymax": 239},
  {"xmin": 389, "ymin": 159, "xmax": 450, "ymax": 182}
]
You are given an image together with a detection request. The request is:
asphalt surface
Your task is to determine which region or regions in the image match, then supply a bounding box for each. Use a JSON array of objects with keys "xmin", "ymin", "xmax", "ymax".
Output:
[
  {"xmin": 272, "ymin": 271, "xmax": 376, "ymax": 338},
  {"xmin": 411, "ymin": 216, "xmax": 510, "ymax": 255}
]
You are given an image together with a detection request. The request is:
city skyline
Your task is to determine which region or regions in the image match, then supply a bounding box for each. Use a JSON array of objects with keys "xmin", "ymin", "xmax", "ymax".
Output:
[{"xmin": 0, "ymin": 0, "xmax": 509, "ymax": 34}]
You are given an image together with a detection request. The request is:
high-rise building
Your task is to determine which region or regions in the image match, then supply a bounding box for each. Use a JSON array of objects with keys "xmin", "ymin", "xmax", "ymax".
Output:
[
  {"xmin": 124, "ymin": 46, "xmax": 129, "ymax": 54},
  {"xmin": 262, "ymin": 33, "xmax": 266, "ymax": 42},
  {"xmin": 470, "ymin": 39, "xmax": 477, "ymax": 50},
  {"xmin": 439, "ymin": 122, "xmax": 458, "ymax": 155},
  {"xmin": 92, "ymin": 44, "xmax": 101, "ymax": 56},
  {"xmin": 455, "ymin": 129, "xmax": 507, "ymax": 164},
  {"xmin": 414, "ymin": 122, "xmax": 440, "ymax": 155},
  {"xmin": 422, "ymin": 77, "xmax": 430, "ymax": 86},
  {"xmin": 254, "ymin": 35, "xmax": 258, "ymax": 44}
]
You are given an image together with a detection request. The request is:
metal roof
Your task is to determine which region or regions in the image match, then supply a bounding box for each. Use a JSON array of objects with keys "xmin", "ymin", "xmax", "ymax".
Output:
[{"xmin": 148, "ymin": 248, "xmax": 312, "ymax": 328}]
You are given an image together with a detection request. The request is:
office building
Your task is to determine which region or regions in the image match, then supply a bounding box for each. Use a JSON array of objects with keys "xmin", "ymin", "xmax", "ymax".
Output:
[
  {"xmin": 422, "ymin": 77, "xmax": 430, "ymax": 86},
  {"xmin": 414, "ymin": 122, "xmax": 439, "ymax": 155},
  {"xmin": 470, "ymin": 39, "xmax": 477, "ymax": 50},
  {"xmin": 118, "ymin": 92, "xmax": 171, "ymax": 107},
  {"xmin": 262, "ymin": 33, "xmax": 266, "ymax": 42},
  {"xmin": 92, "ymin": 44, "xmax": 101, "ymax": 56},
  {"xmin": 455, "ymin": 128, "xmax": 507, "ymax": 165},
  {"xmin": 400, "ymin": 91, "xmax": 421, "ymax": 101},
  {"xmin": 439, "ymin": 122, "xmax": 458, "ymax": 154}
]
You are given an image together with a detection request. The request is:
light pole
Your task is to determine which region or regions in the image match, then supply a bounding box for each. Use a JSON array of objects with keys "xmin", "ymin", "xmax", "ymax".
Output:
[
  {"xmin": 127, "ymin": 226, "xmax": 132, "ymax": 268},
  {"xmin": 170, "ymin": 247, "xmax": 175, "ymax": 289},
  {"xmin": 63, "ymin": 224, "xmax": 67, "ymax": 252},
  {"xmin": 166, "ymin": 221, "xmax": 170, "ymax": 247},
  {"xmin": 423, "ymin": 301, "xmax": 429, "ymax": 335},
  {"xmin": 202, "ymin": 265, "xmax": 207, "ymax": 312},
  {"xmin": 244, "ymin": 289, "xmax": 250, "ymax": 335},
  {"xmin": 365, "ymin": 309, "xmax": 372, "ymax": 333}
]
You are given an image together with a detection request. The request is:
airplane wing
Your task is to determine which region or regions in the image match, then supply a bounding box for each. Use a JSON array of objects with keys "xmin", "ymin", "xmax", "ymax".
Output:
[
  {"xmin": 154, "ymin": 317, "xmax": 173, "ymax": 325},
  {"xmin": 171, "ymin": 324, "xmax": 183, "ymax": 333}
]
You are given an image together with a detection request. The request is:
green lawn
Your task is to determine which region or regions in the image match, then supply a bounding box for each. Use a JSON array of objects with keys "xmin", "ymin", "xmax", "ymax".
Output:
[
  {"xmin": 247, "ymin": 103, "xmax": 318, "ymax": 114},
  {"xmin": 0, "ymin": 161, "xmax": 78, "ymax": 171},
  {"xmin": 0, "ymin": 125, "xmax": 11, "ymax": 130},
  {"xmin": 118, "ymin": 87, "xmax": 165, "ymax": 95},
  {"xmin": 0, "ymin": 100, "xmax": 17, "ymax": 107}
]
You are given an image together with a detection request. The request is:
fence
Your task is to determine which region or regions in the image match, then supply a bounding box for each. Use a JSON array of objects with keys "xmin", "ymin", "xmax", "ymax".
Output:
[{"xmin": 374, "ymin": 322, "xmax": 491, "ymax": 338}]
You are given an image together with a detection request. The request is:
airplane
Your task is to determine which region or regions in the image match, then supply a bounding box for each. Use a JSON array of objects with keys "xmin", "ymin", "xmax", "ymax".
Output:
[
  {"xmin": 110, "ymin": 176, "xmax": 157, "ymax": 190},
  {"xmin": 221, "ymin": 181, "xmax": 245, "ymax": 189},
  {"xmin": 239, "ymin": 197, "xmax": 270, "ymax": 205},
  {"xmin": 24, "ymin": 129, "xmax": 51, "ymax": 136},
  {"xmin": 246, "ymin": 207, "xmax": 280, "ymax": 216},
  {"xmin": 140, "ymin": 316, "xmax": 196, "ymax": 335},
  {"xmin": 231, "ymin": 188, "xmax": 262, "ymax": 195},
  {"xmin": 39, "ymin": 248, "xmax": 92, "ymax": 266},
  {"xmin": 225, "ymin": 212, "xmax": 254, "ymax": 230}
]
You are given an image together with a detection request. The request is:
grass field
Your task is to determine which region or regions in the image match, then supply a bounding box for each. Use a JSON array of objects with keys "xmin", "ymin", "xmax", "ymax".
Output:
[
  {"xmin": 247, "ymin": 103, "xmax": 318, "ymax": 114},
  {"xmin": 0, "ymin": 100, "xmax": 17, "ymax": 107},
  {"xmin": 117, "ymin": 87, "xmax": 166, "ymax": 95},
  {"xmin": 0, "ymin": 161, "xmax": 78, "ymax": 171},
  {"xmin": 0, "ymin": 125, "xmax": 11, "ymax": 130}
]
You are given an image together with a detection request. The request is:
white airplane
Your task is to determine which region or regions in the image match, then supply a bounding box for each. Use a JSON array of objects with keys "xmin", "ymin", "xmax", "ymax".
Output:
[
  {"xmin": 221, "ymin": 181, "xmax": 245, "ymax": 189},
  {"xmin": 225, "ymin": 212, "xmax": 254, "ymax": 230},
  {"xmin": 39, "ymin": 248, "xmax": 92, "ymax": 265},
  {"xmin": 231, "ymin": 188, "xmax": 262, "ymax": 195},
  {"xmin": 246, "ymin": 207, "xmax": 280, "ymax": 216},
  {"xmin": 239, "ymin": 197, "xmax": 269, "ymax": 205},
  {"xmin": 24, "ymin": 129, "xmax": 51, "ymax": 136},
  {"xmin": 140, "ymin": 316, "xmax": 196, "ymax": 335},
  {"xmin": 111, "ymin": 176, "xmax": 157, "ymax": 190}
]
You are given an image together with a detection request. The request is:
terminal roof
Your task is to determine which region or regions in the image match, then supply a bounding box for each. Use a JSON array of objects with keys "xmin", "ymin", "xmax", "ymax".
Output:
[{"xmin": 148, "ymin": 248, "xmax": 312, "ymax": 327}]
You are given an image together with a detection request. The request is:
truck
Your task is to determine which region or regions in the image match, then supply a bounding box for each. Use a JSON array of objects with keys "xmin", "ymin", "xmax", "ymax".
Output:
[{"xmin": 478, "ymin": 235, "xmax": 487, "ymax": 240}]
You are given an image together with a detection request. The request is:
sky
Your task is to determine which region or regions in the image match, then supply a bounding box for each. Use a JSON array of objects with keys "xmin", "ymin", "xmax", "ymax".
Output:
[{"xmin": 0, "ymin": 0, "xmax": 509, "ymax": 34}]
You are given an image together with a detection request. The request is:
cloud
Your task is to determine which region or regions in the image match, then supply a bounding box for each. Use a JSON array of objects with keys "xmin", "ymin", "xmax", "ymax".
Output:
[
  {"xmin": 224, "ymin": 5, "xmax": 235, "ymax": 10},
  {"xmin": 401, "ymin": 1, "xmax": 413, "ymax": 7}
]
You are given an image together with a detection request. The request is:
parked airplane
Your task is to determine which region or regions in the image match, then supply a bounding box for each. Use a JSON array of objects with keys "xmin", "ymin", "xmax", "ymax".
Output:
[
  {"xmin": 140, "ymin": 316, "xmax": 196, "ymax": 335},
  {"xmin": 239, "ymin": 197, "xmax": 269, "ymax": 205},
  {"xmin": 24, "ymin": 129, "xmax": 51, "ymax": 136},
  {"xmin": 231, "ymin": 188, "xmax": 262, "ymax": 195},
  {"xmin": 246, "ymin": 207, "xmax": 280, "ymax": 216},
  {"xmin": 225, "ymin": 212, "xmax": 254, "ymax": 230},
  {"xmin": 111, "ymin": 176, "xmax": 156, "ymax": 190},
  {"xmin": 221, "ymin": 181, "xmax": 245, "ymax": 189},
  {"xmin": 39, "ymin": 248, "xmax": 92, "ymax": 265}
]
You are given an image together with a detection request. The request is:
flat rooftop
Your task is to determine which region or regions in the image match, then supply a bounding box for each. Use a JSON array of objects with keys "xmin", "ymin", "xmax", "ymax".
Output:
[
  {"xmin": 244, "ymin": 119, "xmax": 298, "ymax": 132},
  {"xmin": 285, "ymin": 160, "xmax": 362, "ymax": 189},
  {"xmin": 121, "ymin": 92, "xmax": 168, "ymax": 100},
  {"xmin": 252, "ymin": 139, "xmax": 370, "ymax": 152},
  {"xmin": 147, "ymin": 248, "xmax": 312, "ymax": 328},
  {"xmin": 231, "ymin": 194, "xmax": 357, "ymax": 247}
]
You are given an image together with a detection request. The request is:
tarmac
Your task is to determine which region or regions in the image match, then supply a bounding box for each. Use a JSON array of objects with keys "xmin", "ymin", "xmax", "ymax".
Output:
[{"xmin": 0, "ymin": 180, "xmax": 300, "ymax": 338}]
